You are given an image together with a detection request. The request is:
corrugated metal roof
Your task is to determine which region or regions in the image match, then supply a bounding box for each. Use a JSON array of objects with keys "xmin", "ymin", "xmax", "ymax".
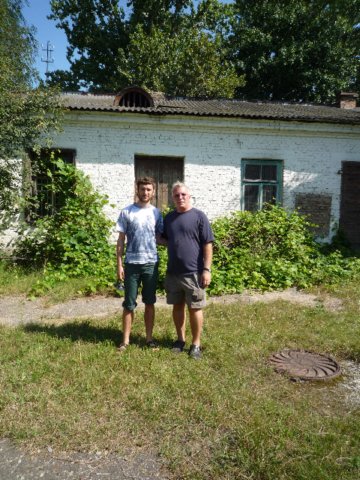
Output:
[{"xmin": 61, "ymin": 92, "xmax": 360, "ymax": 125}]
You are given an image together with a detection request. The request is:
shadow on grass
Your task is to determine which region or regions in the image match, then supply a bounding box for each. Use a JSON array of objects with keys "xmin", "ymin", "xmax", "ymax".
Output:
[{"xmin": 22, "ymin": 321, "xmax": 174, "ymax": 349}]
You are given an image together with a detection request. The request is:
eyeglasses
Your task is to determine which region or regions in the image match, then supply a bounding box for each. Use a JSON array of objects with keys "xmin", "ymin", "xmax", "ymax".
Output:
[{"xmin": 174, "ymin": 193, "xmax": 188, "ymax": 198}]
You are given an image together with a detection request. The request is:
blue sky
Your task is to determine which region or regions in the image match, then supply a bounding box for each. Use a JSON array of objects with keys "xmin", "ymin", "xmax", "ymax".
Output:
[{"xmin": 23, "ymin": 1, "xmax": 70, "ymax": 79}]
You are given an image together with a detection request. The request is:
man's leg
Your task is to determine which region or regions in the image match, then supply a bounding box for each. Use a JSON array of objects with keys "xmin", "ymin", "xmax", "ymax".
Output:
[
  {"xmin": 119, "ymin": 264, "xmax": 139, "ymax": 349},
  {"xmin": 188, "ymin": 308, "xmax": 203, "ymax": 346},
  {"xmin": 144, "ymin": 304, "xmax": 155, "ymax": 343},
  {"xmin": 173, "ymin": 302, "xmax": 186, "ymax": 342},
  {"xmin": 188, "ymin": 307, "xmax": 203, "ymax": 359},
  {"xmin": 141, "ymin": 263, "xmax": 158, "ymax": 344},
  {"xmin": 122, "ymin": 308, "xmax": 134, "ymax": 345}
]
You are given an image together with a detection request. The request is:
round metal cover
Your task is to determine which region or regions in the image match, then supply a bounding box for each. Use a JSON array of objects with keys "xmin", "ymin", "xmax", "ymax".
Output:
[{"xmin": 269, "ymin": 349, "xmax": 341, "ymax": 381}]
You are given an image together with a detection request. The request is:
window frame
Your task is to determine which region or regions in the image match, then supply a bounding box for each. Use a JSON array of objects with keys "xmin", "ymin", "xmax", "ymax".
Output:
[
  {"xmin": 28, "ymin": 148, "xmax": 76, "ymax": 220},
  {"xmin": 241, "ymin": 158, "xmax": 283, "ymax": 211}
]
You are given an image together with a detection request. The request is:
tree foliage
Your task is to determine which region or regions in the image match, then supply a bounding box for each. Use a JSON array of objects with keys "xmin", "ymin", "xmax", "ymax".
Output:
[
  {"xmin": 118, "ymin": 23, "xmax": 241, "ymax": 97},
  {"xmin": 128, "ymin": 0, "xmax": 192, "ymax": 32},
  {"xmin": 48, "ymin": 0, "xmax": 242, "ymax": 96},
  {"xmin": 48, "ymin": 0, "xmax": 360, "ymax": 102},
  {"xmin": 49, "ymin": 0, "xmax": 129, "ymax": 91},
  {"xmin": 0, "ymin": 0, "xmax": 62, "ymax": 229},
  {"xmin": 230, "ymin": 0, "xmax": 360, "ymax": 102}
]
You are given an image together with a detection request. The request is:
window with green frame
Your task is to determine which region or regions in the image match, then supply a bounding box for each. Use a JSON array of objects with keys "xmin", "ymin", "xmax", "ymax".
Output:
[{"xmin": 241, "ymin": 159, "xmax": 283, "ymax": 211}]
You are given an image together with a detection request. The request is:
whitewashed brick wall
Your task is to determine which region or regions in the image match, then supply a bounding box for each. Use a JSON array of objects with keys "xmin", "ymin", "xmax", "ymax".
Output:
[{"xmin": 2, "ymin": 112, "xmax": 359, "ymax": 248}]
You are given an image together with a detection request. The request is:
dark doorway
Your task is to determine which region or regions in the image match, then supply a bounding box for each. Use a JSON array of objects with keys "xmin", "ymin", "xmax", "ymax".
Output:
[
  {"xmin": 340, "ymin": 161, "xmax": 360, "ymax": 250},
  {"xmin": 134, "ymin": 155, "xmax": 184, "ymax": 210}
]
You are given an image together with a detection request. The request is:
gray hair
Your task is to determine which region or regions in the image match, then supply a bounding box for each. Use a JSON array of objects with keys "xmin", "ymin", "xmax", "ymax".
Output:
[{"xmin": 171, "ymin": 181, "xmax": 189, "ymax": 194}]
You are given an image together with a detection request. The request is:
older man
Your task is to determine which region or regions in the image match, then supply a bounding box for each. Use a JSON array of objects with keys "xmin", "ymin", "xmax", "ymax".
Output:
[{"xmin": 163, "ymin": 182, "xmax": 214, "ymax": 359}]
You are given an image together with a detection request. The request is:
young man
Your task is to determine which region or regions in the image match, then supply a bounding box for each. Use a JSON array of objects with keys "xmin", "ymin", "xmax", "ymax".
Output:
[
  {"xmin": 116, "ymin": 177, "xmax": 163, "ymax": 351},
  {"xmin": 163, "ymin": 182, "xmax": 214, "ymax": 360}
]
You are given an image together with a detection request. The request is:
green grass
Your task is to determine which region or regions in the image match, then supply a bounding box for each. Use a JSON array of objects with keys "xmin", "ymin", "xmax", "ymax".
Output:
[
  {"xmin": 0, "ymin": 261, "xmax": 41, "ymax": 295},
  {"xmin": 0, "ymin": 261, "xmax": 113, "ymax": 302},
  {"xmin": 1, "ymin": 278, "xmax": 360, "ymax": 479}
]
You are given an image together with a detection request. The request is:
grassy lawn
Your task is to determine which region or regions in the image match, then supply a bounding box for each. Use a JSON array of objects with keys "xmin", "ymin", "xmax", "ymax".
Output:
[
  {"xmin": 0, "ymin": 278, "xmax": 359, "ymax": 479},
  {"xmin": 0, "ymin": 261, "xmax": 112, "ymax": 302}
]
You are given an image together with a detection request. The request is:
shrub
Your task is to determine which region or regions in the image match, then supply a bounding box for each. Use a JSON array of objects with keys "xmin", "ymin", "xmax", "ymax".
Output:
[
  {"xmin": 14, "ymin": 160, "xmax": 115, "ymax": 294},
  {"xmin": 12, "ymin": 171, "xmax": 360, "ymax": 297},
  {"xmin": 209, "ymin": 205, "xmax": 360, "ymax": 294}
]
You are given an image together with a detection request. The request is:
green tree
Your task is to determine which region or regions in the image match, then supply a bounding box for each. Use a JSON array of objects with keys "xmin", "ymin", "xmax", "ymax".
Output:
[
  {"xmin": 230, "ymin": 0, "xmax": 360, "ymax": 102},
  {"xmin": 0, "ymin": 0, "xmax": 62, "ymax": 230},
  {"xmin": 48, "ymin": 0, "xmax": 242, "ymax": 96},
  {"xmin": 118, "ymin": 22, "xmax": 242, "ymax": 98},
  {"xmin": 128, "ymin": 0, "xmax": 192, "ymax": 32},
  {"xmin": 48, "ymin": 0, "xmax": 129, "ymax": 91}
]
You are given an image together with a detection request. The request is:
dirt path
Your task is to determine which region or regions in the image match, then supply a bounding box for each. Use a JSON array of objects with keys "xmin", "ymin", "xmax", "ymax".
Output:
[
  {"xmin": 0, "ymin": 439, "xmax": 168, "ymax": 480},
  {"xmin": 0, "ymin": 288, "xmax": 342, "ymax": 327}
]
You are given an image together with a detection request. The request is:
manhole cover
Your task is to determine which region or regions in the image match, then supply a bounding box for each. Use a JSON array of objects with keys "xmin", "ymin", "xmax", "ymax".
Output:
[{"xmin": 269, "ymin": 349, "xmax": 341, "ymax": 381}]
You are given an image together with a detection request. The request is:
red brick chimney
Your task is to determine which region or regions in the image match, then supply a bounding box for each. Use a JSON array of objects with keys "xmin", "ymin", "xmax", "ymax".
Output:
[{"xmin": 338, "ymin": 92, "xmax": 358, "ymax": 109}]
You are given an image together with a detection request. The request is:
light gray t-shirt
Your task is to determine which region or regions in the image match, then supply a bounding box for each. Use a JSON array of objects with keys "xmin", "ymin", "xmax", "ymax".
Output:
[{"xmin": 116, "ymin": 204, "xmax": 163, "ymax": 264}]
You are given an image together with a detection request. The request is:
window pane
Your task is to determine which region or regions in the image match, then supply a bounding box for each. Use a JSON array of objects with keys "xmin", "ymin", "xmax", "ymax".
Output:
[
  {"xmin": 262, "ymin": 164, "xmax": 277, "ymax": 181},
  {"xmin": 263, "ymin": 185, "xmax": 277, "ymax": 205},
  {"xmin": 244, "ymin": 164, "xmax": 261, "ymax": 180},
  {"xmin": 30, "ymin": 149, "xmax": 75, "ymax": 220},
  {"xmin": 36, "ymin": 175, "xmax": 53, "ymax": 216},
  {"xmin": 244, "ymin": 184, "xmax": 259, "ymax": 211}
]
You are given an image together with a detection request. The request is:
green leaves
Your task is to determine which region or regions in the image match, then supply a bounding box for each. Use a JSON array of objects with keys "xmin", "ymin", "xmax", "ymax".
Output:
[
  {"xmin": 14, "ymin": 160, "xmax": 116, "ymax": 295},
  {"xmin": 12, "ymin": 178, "xmax": 360, "ymax": 297},
  {"xmin": 231, "ymin": 0, "xmax": 360, "ymax": 102},
  {"xmin": 209, "ymin": 205, "xmax": 360, "ymax": 294},
  {"xmin": 46, "ymin": 0, "xmax": 360, "ymax": 100},
  {"xmin": 47, "ymin": 0, "xmax": 243, "ymax": 97},
  {"xmin": 0, "ymin": 1, "xmax": 63, "ymax": 231},
  {"xmin": 118, "ymin": 23, "xmax": 243, "ymax": 98}
]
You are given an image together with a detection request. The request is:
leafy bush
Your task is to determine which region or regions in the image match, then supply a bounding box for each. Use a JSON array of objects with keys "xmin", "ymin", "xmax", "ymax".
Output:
[
  {"xmin": 209, "ymin": 205, "xmax": 360, "ymax": 294},
  {"xmin": 14, "ymin": 160, "xmax": 115, "ymax": 294},
  {"xmin": 12, "ymin": 169, "xmax": 360, "ymax": 297}
]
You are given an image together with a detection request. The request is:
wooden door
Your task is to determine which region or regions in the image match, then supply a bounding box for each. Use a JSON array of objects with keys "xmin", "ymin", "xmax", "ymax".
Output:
[
  {"xmin": 134, "ymin": 155, "xmax": 184, "ymax": 210},
  {"xmin": 340, "ymin": 161, "xmax": 360, "ymax": 250}
]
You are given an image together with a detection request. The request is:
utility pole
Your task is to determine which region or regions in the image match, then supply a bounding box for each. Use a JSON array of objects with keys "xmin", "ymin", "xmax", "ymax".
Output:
[{"xmin": 41, "ymin": 41, "xmax": 54, "ymax": 73}]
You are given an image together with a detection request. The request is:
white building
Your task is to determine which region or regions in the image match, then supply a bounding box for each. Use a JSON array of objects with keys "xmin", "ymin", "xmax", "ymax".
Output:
[{"xmin": 5, "ymin": 87, "xmax": 360, "ymax": 249}]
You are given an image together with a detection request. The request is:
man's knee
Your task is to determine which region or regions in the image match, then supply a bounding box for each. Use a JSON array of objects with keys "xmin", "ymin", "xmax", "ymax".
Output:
[{"xmin": 122, "ymin": 301, "xmax": 137, "ymax": 311}]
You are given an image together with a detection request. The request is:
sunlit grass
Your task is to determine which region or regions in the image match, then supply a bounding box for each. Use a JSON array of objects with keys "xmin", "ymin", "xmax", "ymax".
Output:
[
  {"xmin": 0, "ymin": 261, "xmax": 41, "ymax": 295},
  {"xmin": 0, "ymin": 277, "xmax": 359, "ymax": 479},
  {"xmin": 0, "ymin": 261, "xmax": 114, "ymax": 302}
]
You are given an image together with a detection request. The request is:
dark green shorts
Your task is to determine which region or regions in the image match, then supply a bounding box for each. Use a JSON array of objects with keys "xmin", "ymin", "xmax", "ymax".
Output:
[{"xmin": 123, "ymin": 263, "xmax": 159, "ymax": 311}]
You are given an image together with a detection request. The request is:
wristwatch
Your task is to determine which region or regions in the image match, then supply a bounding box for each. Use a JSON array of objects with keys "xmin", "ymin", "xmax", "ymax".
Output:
[{"xmin": 203, "ymin": 267, "xmax": 212, "ymax": 273}]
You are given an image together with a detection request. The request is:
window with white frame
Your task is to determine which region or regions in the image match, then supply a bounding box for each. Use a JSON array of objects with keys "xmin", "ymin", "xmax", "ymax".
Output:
[{"xmin": 241, "ymin": 159, "xmax": 283, "ymax": 211}]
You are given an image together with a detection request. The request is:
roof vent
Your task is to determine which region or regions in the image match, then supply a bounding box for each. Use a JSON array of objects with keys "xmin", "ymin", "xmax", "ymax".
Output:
[
  {"xmin": 338, "ymin": 92, "xmax": 358, "ymax": 109},
  {"xmin": 114, "ymin": 86, "xmax": 154, "ymax": 108}
]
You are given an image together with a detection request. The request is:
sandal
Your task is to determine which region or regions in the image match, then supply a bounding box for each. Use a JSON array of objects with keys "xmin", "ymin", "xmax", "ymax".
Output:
[
  {"xmin": 146, "ymin": 340, "xmax": 159, "ymax": 350},
  {"xmin": 117, "ymin": 343, "xmax": 129, "ymax": 353}
]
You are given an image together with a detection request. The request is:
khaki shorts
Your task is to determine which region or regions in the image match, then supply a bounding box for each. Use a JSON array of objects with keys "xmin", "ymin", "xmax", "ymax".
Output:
[{"xmin": 165, "ymin": 273, "xmax": 206, "ymax": 308}]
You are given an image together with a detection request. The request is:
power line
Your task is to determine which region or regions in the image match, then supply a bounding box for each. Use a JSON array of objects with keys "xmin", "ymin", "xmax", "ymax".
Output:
[{"xmin": 41, "ymin": 41, "xmax": 54, "ymax": 73}]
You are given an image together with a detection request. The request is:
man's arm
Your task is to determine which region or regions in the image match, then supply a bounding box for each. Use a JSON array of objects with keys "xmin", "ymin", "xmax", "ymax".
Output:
[
  {"xmin": 156, "ymin": 233, "xmax": 168, "ymax": 246},
  {"xmin": 201, "ymin": 242, "xmax": 213, "ymax": 288},
  {"xmin": 116, "ymin": 232, "xmax": 126, "ymax": 281}
]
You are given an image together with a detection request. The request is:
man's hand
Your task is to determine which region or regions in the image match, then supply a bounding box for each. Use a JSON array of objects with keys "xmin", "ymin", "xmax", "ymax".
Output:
[
  {"xmin": 118, "ymin": 265, "xmax": 125, "ymax": 281},
  {"xmin": 201, "ymin": 270, "xmax": 211, "ymax": 288}
]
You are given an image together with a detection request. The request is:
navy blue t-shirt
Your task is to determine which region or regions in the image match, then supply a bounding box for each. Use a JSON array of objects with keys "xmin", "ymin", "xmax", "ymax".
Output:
[{"xmin": 163, "ymin": 208, "xmax": 214, "ymax": 275}]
